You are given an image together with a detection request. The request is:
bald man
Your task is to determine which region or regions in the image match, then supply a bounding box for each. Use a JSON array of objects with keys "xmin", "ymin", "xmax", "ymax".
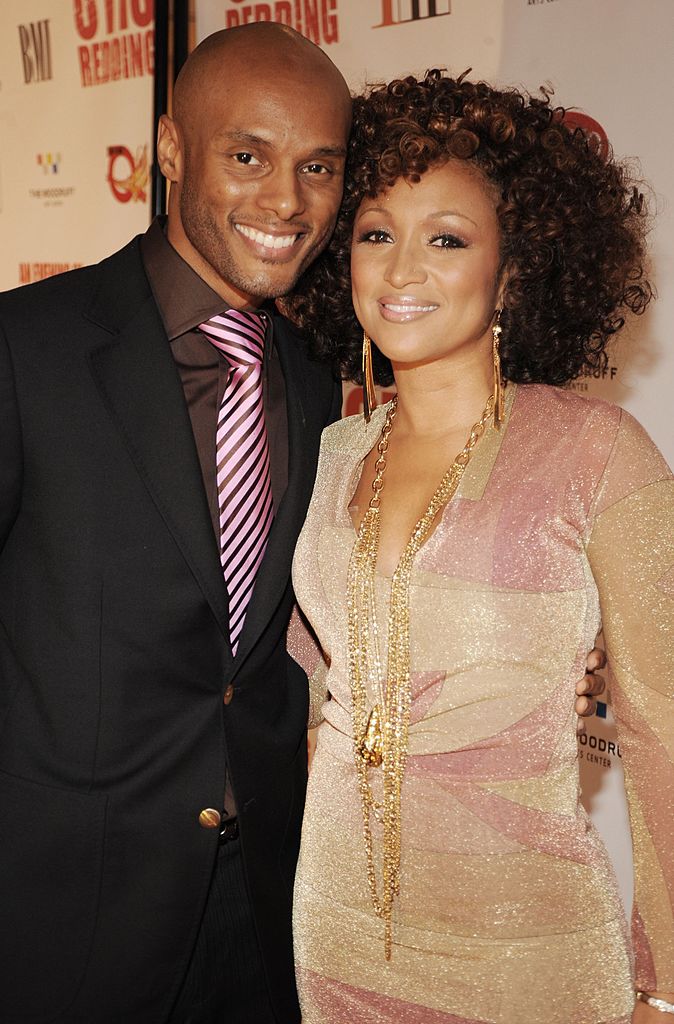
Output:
[
  {"xmin": 0, "ymin": 25, "xmax": 349, "ymax": 1024},
  {"xmin": 0, "ymin": 22, "xmax": 604, "ymax": 1024}
]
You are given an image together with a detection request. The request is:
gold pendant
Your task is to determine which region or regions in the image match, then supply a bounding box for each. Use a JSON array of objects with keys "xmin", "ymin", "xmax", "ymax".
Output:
[{"xmin": 357, "ymin": 704, "xmax": 383, "ymax": 767}]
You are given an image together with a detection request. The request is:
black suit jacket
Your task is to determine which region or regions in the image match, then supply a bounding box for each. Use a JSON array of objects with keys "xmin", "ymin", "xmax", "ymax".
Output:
[{"xmin": 0, "ymin": 237, "xmax": 341, "ymax": 1023}]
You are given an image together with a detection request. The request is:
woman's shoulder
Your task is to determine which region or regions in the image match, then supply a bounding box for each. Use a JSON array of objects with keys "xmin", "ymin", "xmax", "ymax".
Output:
[
  {"xmin": 516, "ymin": 383, "xmax": 671, "ymax": 484},
  {"xmin": 515, "ymin": 382, "xmax": 623, "ymax": 433},
  {"xmin": 320, "ymin": 403, "xmax": 389, "ymax": 454}
]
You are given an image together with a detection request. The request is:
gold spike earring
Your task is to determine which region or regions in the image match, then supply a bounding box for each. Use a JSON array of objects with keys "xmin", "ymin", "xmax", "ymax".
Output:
[
  {"xmin": 492, "ymin": 310, "xmax": 504, "ymax": 429},
  {"xmin": 362, "ymin": 330, "xmax": 377, "ymax": 423}
]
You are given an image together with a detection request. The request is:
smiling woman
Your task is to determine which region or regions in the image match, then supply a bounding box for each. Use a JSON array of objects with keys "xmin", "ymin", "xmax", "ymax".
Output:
[{"xmin": 288, "ymin": 71, "xmax": 673, "ymax": 1024}]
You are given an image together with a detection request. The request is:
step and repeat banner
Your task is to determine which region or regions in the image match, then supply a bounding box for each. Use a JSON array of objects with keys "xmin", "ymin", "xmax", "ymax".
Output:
[
  {"xmin": 195, "ymin": 0, "xmax": 674, "ymax": 915},
  {"xmin": 0, "ymin": 0, "xmax": 154, "ymax": 291}
]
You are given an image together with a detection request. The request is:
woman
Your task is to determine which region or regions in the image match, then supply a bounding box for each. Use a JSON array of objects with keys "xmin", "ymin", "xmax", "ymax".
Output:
[{"xmin": 288, "ymin": 72, "xmax": 673, "ymax": 1023}]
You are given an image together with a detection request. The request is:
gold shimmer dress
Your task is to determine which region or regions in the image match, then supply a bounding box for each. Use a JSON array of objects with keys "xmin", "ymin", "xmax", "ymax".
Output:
[{"xmin": 289, "ymin": 384, "xmax": 674, "ymax": 1024}]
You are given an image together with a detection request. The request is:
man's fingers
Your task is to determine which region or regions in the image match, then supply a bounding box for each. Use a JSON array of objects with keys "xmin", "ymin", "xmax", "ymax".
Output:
[
  {"xmin": 575, "ymin": 694, "xmax": 594, "ymax": 717},
  {"xmin": 585, "ymin": 646, "xmax": 607, "ymax": 673},
  {"xmin": 584, "ymin": 673, "xmax": 606, "ymax": 697}
]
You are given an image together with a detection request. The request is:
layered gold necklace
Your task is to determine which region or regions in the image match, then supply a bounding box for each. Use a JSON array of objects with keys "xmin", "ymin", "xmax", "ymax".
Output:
[{"xmin": 346, "ymin": 391, "xmax": 497, "ymax": 959}]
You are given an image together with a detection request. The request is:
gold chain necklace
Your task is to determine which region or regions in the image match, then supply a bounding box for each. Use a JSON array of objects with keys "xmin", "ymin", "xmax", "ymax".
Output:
[{"xmin": 346, "ymin": 391, "xmax": 496, "ymax": 960}]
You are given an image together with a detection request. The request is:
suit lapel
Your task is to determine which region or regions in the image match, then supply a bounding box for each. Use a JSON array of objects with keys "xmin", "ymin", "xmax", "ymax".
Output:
[
  {"xmin": 86, "ymin": 244, "xmax": 233, "ymax": 656},
  {"xmin": 232, "ymin": 321, "xmax": 318, "ymax": 670}
]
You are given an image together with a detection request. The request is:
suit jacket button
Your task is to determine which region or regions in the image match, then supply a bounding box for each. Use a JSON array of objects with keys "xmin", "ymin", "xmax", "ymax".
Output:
[
  {"xmin": 223, "ymin": 684, "xmax": 235, "ymax": 706},
  {"xmin": 198, "ymin": 808, "xmax": 221, "ymax": 829}
]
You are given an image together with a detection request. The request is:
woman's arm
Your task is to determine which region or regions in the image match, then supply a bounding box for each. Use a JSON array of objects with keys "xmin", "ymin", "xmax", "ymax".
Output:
[{"xmin": 586, "ymin": 409, "xmax": 674, "ymax": 1018}]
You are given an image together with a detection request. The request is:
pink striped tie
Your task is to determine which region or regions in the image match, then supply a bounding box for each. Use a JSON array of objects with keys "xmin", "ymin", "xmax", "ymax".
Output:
[{"xmin": 199, "ymin": 310, "xmax": 273, "ymax": 654}]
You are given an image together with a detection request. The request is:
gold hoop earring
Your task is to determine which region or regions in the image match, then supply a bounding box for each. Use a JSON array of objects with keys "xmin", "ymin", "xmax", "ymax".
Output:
[
  {"xmin": 362, "ymin": 331, "xmax": 377, "ymax": 423},
  {"xmin": 492, "ymin": 311, "xmax": 504, "ymax": 429}
]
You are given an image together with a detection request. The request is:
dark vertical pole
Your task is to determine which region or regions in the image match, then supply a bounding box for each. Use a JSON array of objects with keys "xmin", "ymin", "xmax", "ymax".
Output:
[
  {"xmin": 151, "ymin": 0, "xmax": 170, "ymax": 218},
  {"xmin": 411, "ymin": 0, "xmax": 420, "ymax": 19},
  {"xmin": 173, "ymin": 0, "xmax": 190, "ymax": 79}
]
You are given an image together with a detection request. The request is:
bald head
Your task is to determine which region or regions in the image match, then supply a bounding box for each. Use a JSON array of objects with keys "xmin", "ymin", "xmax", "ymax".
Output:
[
  {"xmin": 173, "ymin": 24, "xmax": 351, "ymax": 134},
  {"xmin": 156, "ymin": 24, "xmax": 352, "ymax": 308}
]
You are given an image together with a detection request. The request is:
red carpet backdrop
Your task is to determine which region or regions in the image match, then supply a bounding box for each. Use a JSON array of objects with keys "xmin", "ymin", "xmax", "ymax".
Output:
[
  {"xmin": 196, "ymin": 0, "xmax": 674, "ymax": 918},
  {"xmin": 0, "ymin": 0, "xmax": 154, "ymax": 290}
]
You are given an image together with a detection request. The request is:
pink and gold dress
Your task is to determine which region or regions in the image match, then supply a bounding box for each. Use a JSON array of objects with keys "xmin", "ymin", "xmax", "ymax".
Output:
[{"xmin": 289, "ymin": 384, "xmax": 674, "ymax": 1024}]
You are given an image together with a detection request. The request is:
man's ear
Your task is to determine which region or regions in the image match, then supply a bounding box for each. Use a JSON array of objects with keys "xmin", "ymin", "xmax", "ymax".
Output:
[{"xmin": 156, "ymin": 114, "xmax": 182, "ymax": 184}]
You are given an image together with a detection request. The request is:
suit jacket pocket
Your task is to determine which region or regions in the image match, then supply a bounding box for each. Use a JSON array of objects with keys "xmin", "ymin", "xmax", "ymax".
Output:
[{"xmin": 0, "ymin": 770, "xmax": 107, "ymax": 1022}]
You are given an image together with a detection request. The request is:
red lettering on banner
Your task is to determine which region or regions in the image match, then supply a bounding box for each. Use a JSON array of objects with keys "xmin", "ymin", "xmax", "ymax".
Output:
[
  {"xmin": 19, "ymin": 262, "xmax": 83, "ymax": 284},
  {"xmin": 374, "ymin": 0, "xmax": 451, "ymax": 29},
  {"xmin": 223, "ymin": 0, "xmax": 338, "ymax": 44},
  {"xmin": 74, "ymin": 0, "xmax": 98, "ymax": 39},
  {"xmin": 74, "ymin": 0, "xmax": 154, "ymax": 85}
]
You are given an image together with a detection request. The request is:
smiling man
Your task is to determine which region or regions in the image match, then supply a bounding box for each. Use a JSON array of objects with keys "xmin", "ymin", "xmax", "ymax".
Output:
[{"xmin": 0, "ymin": 24, "xmax": 348, "ymax": 1024}]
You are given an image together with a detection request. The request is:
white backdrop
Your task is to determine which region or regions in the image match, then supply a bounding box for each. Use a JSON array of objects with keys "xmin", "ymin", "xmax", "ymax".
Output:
[
  {"xmin": 196, "ymin": 0, "xmax": 674, "ymax": 915},
  {"xmin": 0, "ymin": 0, "xmax": 153, "ymax": 291}
]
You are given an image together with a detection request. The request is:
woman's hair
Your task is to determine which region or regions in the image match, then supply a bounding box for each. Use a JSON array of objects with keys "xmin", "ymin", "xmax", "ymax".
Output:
[{"xmin": 289, "ymin": 70, "xmax": 652, "ymax": 387}]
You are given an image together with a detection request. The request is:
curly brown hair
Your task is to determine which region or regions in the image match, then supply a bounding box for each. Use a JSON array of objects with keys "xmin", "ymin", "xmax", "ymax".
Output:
[{"xmin": 289, "ymin": 70, "xmax": 652, "ymax": 386}]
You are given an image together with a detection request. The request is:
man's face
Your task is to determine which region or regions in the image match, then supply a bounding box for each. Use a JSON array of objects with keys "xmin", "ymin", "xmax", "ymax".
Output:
[{"xmin": 166, "ymin": 68, "xmax": 349, "ymax": 308}]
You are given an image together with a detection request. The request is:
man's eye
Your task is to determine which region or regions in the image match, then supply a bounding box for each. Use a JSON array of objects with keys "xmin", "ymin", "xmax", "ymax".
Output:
[
  {"xmin": 429, "ymin": 233, "xmax": 467, "ymax": 249},
  {"xmin": 302, "ymin": 163, "xmax": 331, "ymax": 175},
  {"xmin": 233, "ymin": 152, "xmax": 262, "ymax": 166}
]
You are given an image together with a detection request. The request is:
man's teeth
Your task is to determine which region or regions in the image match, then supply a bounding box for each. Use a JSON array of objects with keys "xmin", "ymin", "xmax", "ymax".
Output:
[
  {"xmin": 384, "ymin": 304, "xmax": 436, "ymax": 313},
  {"xmin": 237, "ymin": 225, "xmax": 298, "ymax": 250}
]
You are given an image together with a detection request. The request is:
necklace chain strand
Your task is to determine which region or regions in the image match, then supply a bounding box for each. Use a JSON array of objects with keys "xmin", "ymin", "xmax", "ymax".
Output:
[{"xmin": 346, "ymin": 391, "xmax": 496, "ymax": 959}]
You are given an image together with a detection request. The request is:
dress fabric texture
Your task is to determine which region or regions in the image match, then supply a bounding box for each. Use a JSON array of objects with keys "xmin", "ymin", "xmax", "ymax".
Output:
[{"xmin": 289, "ymin": 383, "xmax": 674, "ymax": 1024}]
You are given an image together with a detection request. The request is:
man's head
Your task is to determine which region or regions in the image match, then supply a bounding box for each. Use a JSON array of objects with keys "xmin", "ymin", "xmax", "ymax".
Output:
[{"xmin": 157, "ymin": 24, "xmax": 352, "ymax": 309}]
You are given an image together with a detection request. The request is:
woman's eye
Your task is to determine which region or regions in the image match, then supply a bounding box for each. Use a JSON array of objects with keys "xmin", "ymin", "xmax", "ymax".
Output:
[
  {"xmin": 233, "ymin": 152, "xmax": 262, "ymax": 166},
  {"xmin": 429, "ymin": 233, "xmax": 467, "ymax": 249},
  {"xmin": 358, "ymin": 230, "xmax": 392, "ymax": 244}
]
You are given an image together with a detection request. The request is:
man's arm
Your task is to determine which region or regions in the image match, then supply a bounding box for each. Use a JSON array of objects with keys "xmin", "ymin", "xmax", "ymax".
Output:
[{"xmin": 0, "ymin": 324, "xmax": 22, "ymax": 551}]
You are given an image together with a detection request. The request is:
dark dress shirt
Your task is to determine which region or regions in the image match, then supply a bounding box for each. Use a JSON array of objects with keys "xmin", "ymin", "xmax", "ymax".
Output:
[{"xmin": 140, "ymin": 217, "xmax": 289, "ymax": 818}]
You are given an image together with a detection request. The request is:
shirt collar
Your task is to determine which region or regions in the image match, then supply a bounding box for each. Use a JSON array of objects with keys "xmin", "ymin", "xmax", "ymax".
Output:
[{"xmin": 140, "ymin": 216, "xmax": 275, "ymax": 348}]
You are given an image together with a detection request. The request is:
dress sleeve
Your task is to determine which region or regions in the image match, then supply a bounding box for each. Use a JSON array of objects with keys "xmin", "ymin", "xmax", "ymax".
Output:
[
  {"xmin": 287, "ymin": 605, "xmax": 330, "ymax": 729},
  {"xmin": 586, "ymin": 408, "xmax": 674, "ymax": 992}
]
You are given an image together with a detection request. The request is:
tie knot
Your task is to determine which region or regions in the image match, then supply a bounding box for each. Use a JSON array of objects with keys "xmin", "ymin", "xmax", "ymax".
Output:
[{"xmin": 199, "ymin": 310, "xmax": 266, "ymax": 367}]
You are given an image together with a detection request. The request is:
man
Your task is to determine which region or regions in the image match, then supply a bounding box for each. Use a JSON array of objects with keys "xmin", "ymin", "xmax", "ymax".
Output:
[{"xmin": 0, "ymin": 23, "xmax": 603, "ymax": 1024}]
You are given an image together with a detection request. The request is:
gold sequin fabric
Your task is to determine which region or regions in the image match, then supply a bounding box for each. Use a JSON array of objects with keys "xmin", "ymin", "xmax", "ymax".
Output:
[{"xmin": 289, "ymin": 383, "xmax": 674, "ymax": 1024}]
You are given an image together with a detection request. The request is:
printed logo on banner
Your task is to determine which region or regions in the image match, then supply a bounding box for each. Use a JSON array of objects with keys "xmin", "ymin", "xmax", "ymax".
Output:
[
  {"xmin": 107, "ymin": 145, "xmax": 149, "ymax": 203},
  {"xmin": 74, "ymin": 0, "xmax": 154, "ymax": 87},
  {"xmin": 222, "ymin": 1, "xmax": 340, "ymax": 45},
  {"xmin": 18, "ymin": 19, "xmax": 53, "ymax": 83},
  {"xmin": 562, "ymin": 111, "xmax": 610, "ymax": 161},
  {"xmin": 569, "ymin": 363, "xmax": 620, "ymax": 394},
  {"xmin": 18, "ymin": 262, "xmax": 83, "ymax": 285},
  {"xmin": 374, "ymin": 0, "xmax": 451, "ymax": 29},
  {"xmin": 578, "ymin": 701, "xmax": 623, "ymax": 771},
  {"xmin": 28, "ymin": 153, "xmax": 75, "ymax": 206},
  {"xmin": 36, "ymin": 152, "xmax": 61, "ymax": 175}
]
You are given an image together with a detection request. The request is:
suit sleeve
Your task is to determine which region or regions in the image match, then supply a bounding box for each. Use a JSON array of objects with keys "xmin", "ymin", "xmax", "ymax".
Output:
[
  {"xmin": 0, "ymin": 325, "xmax": 22, "ymax": 551},
  {"xmin": 586, "ymin": 409, "xmax": 674, "ymax": 992}
]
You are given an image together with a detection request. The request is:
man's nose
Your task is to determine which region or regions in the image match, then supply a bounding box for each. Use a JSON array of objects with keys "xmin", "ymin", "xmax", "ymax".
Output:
[{"xmin": 257, "ymin": 166, "xmax": 306, "ymax": 221}]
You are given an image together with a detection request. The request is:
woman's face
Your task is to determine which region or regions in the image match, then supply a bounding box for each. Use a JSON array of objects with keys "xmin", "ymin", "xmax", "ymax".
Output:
[{"xmin": 351, "ymin": 160, "xmax": 503, "ymax": 374}]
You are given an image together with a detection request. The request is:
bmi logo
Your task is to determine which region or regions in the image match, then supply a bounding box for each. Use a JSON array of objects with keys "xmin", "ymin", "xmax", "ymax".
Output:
[
  {"xmin": 106, "ymin": 145, "xmax": 149, "ymax": 203},
  {"xmin": 19, "ymin": 19, "xmax": 53, "ymax": 83},
  {"xmin": 374, "ymin": 0, "xmax": 451, "ymax": 28},
  {"xmin": 37, "ymin": 152, "xmax": 61, "ymax": 175}
]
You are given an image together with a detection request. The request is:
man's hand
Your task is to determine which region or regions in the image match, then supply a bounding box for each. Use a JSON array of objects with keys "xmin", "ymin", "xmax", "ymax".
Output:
[{"xmin": 575, "ymin": 646, "xmax": 606, "ymax": 727}]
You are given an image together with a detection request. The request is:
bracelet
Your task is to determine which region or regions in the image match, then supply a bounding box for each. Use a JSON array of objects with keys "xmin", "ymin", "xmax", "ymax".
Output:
[{"xmin": 637, "ymin": 991, "xmax": 674, "ymax": 1015}]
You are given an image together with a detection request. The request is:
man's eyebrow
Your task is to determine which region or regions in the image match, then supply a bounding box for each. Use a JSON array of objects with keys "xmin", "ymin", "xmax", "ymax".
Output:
[{"xmin": 213, "ymin": 130, "xmax": 346, "ymax": 159}]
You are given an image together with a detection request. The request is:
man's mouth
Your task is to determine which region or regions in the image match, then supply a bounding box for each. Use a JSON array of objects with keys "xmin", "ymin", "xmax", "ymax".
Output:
[{"xmin": 235, "ymin": 224, "xmax": 303, "ymax": 252}]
